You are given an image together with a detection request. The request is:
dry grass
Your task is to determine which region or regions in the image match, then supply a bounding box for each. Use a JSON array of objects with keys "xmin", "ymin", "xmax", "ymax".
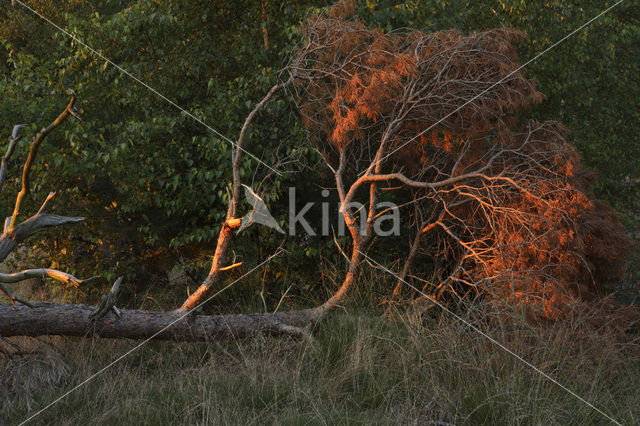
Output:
[{"xmin": 1, "ymin": 299, "xmax": 639, "ymax": 425}]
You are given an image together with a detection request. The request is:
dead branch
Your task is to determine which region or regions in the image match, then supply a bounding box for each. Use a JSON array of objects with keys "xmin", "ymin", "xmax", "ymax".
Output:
[
  {"xmin": 0, "ymin": 124, "xmax": 27, "ymax": 190},
  {"xmin": 0, "ymin": 269, "xmax": 103, "ymax": 288},
  {"xmin": 0, "ymin": 283, "xmax": 34, "ymax": 308},
  {"xmin": 90, "ymin": 277, "xmax": 123, "ymax": 321},
  {"xmin": 8, "ymin": 90, "xmax": 78, "ymax": 233},
  {"xmin": 0, "ymin": 91, "xmax": 98, "ymax": 309}
]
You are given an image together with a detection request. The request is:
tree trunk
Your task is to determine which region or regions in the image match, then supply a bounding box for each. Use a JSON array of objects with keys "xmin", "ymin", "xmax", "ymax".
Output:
[
  {"xmin": 0, "ymin": 302, "xmax": 323, "ymax": 341},
  {"xmin": 320, "ymin": 242, "xmax": 363, "ymax": 311}
]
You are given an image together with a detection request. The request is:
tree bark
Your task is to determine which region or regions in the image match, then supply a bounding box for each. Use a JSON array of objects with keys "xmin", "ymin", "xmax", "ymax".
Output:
[
  {"xmin": 320, "ymin": 242, "xmax": 363, "ymax": 311},
  {"xmin": 0, "ymin": 302, "xmax": 323, "ymax": 341},
  {"xmin": 179, "ymin": 220, "xmax": 236, "ymax": 311}
]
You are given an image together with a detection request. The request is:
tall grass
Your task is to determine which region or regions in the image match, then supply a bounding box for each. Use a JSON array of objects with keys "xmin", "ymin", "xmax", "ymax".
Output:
[{"xmin": 2, "ymin": 298, "xmax": 638, "ymax": 425}]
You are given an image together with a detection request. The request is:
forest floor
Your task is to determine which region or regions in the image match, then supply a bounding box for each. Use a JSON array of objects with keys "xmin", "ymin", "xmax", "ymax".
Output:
[{"xmin": 2, "ymin": 300, "xmax": 639, "ymax": 425}]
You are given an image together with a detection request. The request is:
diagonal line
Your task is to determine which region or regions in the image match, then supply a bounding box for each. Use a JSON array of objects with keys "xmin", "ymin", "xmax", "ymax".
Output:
[
  {"xmin": 11, "ymin": 0, "xmax": 282, "ymax": 177},
  {"xmin": 358, "ymin": 250, "xmax": 622, "ymax": 425},
  {"xmin": 19, "ymin": 250, "xmax": 283, "ymax": 425},
  {"xmin": 361, "ymin": 0, "xmax": 624, "ymax": 176}
]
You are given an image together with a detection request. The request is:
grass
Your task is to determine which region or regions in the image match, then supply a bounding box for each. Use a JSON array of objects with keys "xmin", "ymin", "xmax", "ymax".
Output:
[{"xmin": 2, "ymin": 300, "xmax": 639, "ymax": 425}]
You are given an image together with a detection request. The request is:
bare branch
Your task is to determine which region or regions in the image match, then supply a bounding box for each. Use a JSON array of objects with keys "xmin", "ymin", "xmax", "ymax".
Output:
[
  {"xmin": 0, "ymin": 124, "xmax": 27, "ymax": 190},
  {"xmin": 0, "ymin": 269, "xmax": 103, "ymax": 287},
  {"xmin": 8, "ymin": 90, "xmax": 78, "ymax": 232},
  {"xmin": 36, "ymin": 191, "xmax": 57, "ymax": 215},
  {"xmin": 0, "ymin": 283, "xmax": 34, "ymax": 308}
]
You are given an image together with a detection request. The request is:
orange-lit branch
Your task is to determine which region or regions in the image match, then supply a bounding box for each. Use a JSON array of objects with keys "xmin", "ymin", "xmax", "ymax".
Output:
[{"xmin": 8, "ymin": 91, "xmax": 78, "ymax": 233}]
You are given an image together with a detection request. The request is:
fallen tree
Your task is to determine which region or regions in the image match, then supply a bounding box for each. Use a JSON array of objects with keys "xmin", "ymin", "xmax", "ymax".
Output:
[{"xmin": 0, "ymin": 302, "xmax": 319, "ymax": 341}]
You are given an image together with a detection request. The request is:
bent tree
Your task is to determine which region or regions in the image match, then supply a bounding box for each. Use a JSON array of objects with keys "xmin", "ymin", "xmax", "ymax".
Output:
[{"xmin": 0, "ymin": 10, "xmax": 634, "ymax": 341}]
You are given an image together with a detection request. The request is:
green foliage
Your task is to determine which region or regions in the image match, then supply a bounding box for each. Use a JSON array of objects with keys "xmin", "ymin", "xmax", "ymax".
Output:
[{"xmin": 0, "ymin": 0, "xmax": 331, "ymax": 296}]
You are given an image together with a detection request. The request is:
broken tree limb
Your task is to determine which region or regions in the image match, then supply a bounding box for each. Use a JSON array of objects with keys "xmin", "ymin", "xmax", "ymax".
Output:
[
  {"xmin": 179, "ymin": 222, "xmax": 235, "ymax": 311},
  {"xmin": 0, "ymin": 268, "xmax": 102, "ymax": 308},
  {"xmin": 0, "ymin": 211, "xmax": 85, "ymax": 263},
  {"xmin": 0, "ymin": 268, "xmax": 104, "ymax": 288},
  {"xmin": 0, "ymin": 302, "xmax": 324, "ymax": 342},
  {"xmin": 0, "ymin": 94, "xmax": 84, "ymax": 265},
  {"xmin": 0, "ymin": 92, "xmax": 99, "ymax": 310},
  {"xmin": 35, "ymin": 191, "xmax": 56, "ymax": 215},
  {"xmin": 90, "ymin": 276, "xmax": 123, "ymax": 321},
  {"xmin": 226, "ymin": 217, "xmax": 242, "ymax": 229},
  {"xmin": 19, "ymin": 213, "xmax": 85, "ymax": 235},
  {"xmin": 219, "ymin": 262, "xmax": 243, "ymax": 272}
]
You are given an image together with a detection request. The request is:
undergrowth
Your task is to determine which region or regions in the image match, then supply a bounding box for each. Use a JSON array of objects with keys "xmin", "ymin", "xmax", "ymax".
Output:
[{"xmin": 2, "ymin": 296, "xmax": 638, "ymax": 425}]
